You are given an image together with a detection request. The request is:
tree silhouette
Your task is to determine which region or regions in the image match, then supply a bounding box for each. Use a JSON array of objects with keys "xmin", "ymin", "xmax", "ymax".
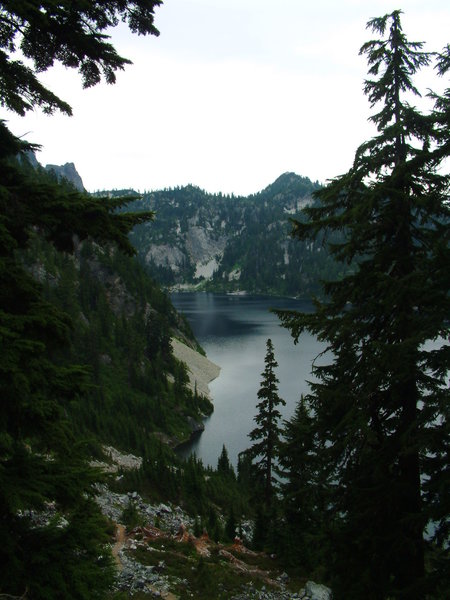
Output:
[
  {"xmin": 248, "ymin": 338, "xmax": 286, "ymax": 509},
  {"xmin": 0, "ymin": 1, "xmax": 160, "ymax": 597},
  {"xmin": 277, "ymin": 11, "xmax": 449, "ymax": 598}
]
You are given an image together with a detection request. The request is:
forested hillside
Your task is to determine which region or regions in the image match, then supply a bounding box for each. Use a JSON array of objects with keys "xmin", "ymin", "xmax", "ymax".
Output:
[
  {"xmin": 1, "ymin": 2, "xmax": 448, "ymax": 599},
  {"xmin": 102, "ymin": 173, "xmax": 343, "ymax": 297},
  {"xmin": 20, "ymin": 171, "xmax": 212, "ymax": 455},
  {"xmin": 4, "ymin": 152, "xmax": 318, "ymax": 600}
]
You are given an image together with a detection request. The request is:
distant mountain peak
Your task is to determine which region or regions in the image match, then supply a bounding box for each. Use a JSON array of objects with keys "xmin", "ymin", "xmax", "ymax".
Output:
[
  {"xmin": 45, "ymin": 162, "xmax": 85, "ymax": 192},
  {"xmin": 258, "ymin": 172, "xmax": 320, "ymax": 200}
]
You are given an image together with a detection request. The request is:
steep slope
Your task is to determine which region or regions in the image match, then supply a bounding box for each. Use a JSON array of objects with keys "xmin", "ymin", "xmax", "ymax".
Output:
[
  {"xmin": 22, "ymin": 232, "xmax": 214, "ymax": 456},
  {"xmin": 13, "ymin": 153, "xmax": 214, "ymax": 456}
]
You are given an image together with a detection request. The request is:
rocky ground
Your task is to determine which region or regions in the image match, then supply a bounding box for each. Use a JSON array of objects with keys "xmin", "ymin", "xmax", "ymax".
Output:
[{"xmin": 94, "ymin": 447, "xmax": 332, "ymax": 600}]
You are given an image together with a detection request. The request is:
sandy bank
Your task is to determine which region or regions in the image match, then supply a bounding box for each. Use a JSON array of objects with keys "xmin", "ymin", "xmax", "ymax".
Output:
[{"xmin": 171, "ymin": 338, "xmax": 221, "ymax": 401}]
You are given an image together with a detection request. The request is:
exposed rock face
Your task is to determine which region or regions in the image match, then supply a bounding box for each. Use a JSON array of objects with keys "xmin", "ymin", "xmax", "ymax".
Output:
[
  {"xmin": 91, "ymin": 445, "xmax": 143, "ymax": 473},
  {"xmin": 16, "ymin": 150, "xmax": 85, "ymax": 191},
  {"xmin": 185, "ymin": 226, "xmax": 228, "ymax": 278},
  {"xmin": 45, "ymin": 162, "xmax": 85, "ymax": 191},
  {"xmin": 146, "ymin": 244, "xmax": 186, "ymax": 273},
  {"xmin": 230, "ymin": 580, "xmax": 333, "ymax": 600},
  {"xmin": 144, "ymin": 227, "xmax": 227, "ymax": 282},
  {"xmin": 23, "ymin": 150, "xmax": 40, "ymax": 168},
  {"xmin": 76, "ymin": 246, "xmax": 138, "ymax": 317},
  {"xmin": 195, "ymin": 257, "xmax": 219, "ymax": 279},
  {"xmin": 170, "ymin": 337, "xmax": 220, "ymax": 401},
  {"xmin": 115, "ymin": 172, "xmax": 327, "ymax": 296}
]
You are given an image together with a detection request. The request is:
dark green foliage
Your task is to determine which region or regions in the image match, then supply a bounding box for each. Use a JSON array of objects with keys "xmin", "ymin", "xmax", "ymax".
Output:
[
  {"xmin": 0, "ymin": 3, "xmax": 256, "ymax": 597},
  {"xmin": 207, "ymin": 505, "xmax": 224, "ymax": 542},
  {"xmin": 107, "ymin": 174, "xmax": 338, "ymax": 298},
  {"xmin": 21, "ymin": 498, "xmax": 114, "ymax": 600},
  {"xmin": 278, "ymin": 396, "xmax": 328, "ymax": 572},
  {"xmin": 248, "ymin": 339, "xmax": 286, "ymax": 509},
  {"xmin": 127, "ymin": 536, "xmax": 297, "ymax": 600},
  {"xmin": 193, "ymin": 516, "xmax": 202, "ymax": 537},
  {"xmin": 18, "ymin": 221, "xmax": 212, "ymax": 457},
  {"xmin": 179, "ymin": 454, "xmax": 208, "ymax": 515},
  {"xmin": 124, "ymin": 446, "xmax": 254, "ymax": 541},
  {"xmin": 277, "ymin": 11, "xmax": 449, "ymax": 599},
  {"xmin": 121, "ymin": 500, "xmax": 143, "ymax": 532},
  {"xmin": 217, "ymin": 444, "xmax": 235, "ymax": 480},
  {"xmin": 225, "ymin": 505, "xmax": 237, "ymax": 541},
  {"xmin": 145, "ymin": 309, "xmax": 172, "ymax": 361},
  {"xmin": 251, "ymin": 505, "xmax": 268, "ymax": 551},
  {"xmin": 0, "ymin": 123, "xmax": 159, "ymax": 596},
  {"xmin": 0, "ymin": 122, "xmax": 155, "ymax": 258},
  {"xmin": 0, "ymin": 0, "xmax": 162, "ymax": 115},
  {"xmin": 0, "ymin": 21, "xmax": 158, "ymax": 588},
  {"xmin": 193, "ymin": 556, "xmax": 216, "ymax": 594}
]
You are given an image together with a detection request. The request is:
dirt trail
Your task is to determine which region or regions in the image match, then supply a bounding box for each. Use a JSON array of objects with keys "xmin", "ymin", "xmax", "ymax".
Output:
[
  {"xmin": 112, "ymin": 524, "xmax": 178, "ymax": 599},
  {"xmin": 112, "ymin": 524, "xmax": 126, "ymax": 570}
]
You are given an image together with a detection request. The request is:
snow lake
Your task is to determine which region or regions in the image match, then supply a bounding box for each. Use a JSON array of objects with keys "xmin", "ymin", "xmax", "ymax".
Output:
[{"xmin": 171, "ymin": 292, "xmax": 326, "ymax": 468}]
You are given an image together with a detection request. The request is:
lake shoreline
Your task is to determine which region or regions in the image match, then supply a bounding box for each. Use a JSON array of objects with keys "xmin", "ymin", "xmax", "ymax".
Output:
[
  {"xmin": 171, "ymin": 292, "xmax": 322, "ymax": 468},
  {"xmin": 171, "ymin": 337, "xmax": 221, "ymax": 402}
]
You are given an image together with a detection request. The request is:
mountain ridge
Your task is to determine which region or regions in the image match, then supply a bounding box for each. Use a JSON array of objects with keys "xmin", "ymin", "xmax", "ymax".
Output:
[
  {"xmin": 34, "ymin": 159, "xmax": 341, "ymax": 297},
  {"xmin": 110, "ymin": 173, "xmax": 340, "ymax": 297}
]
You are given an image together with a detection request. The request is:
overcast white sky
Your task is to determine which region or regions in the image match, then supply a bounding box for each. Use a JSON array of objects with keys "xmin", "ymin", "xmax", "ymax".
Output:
[{"xmin": 4, "ymin": 0, "xmax": 449, "ymax": 195}]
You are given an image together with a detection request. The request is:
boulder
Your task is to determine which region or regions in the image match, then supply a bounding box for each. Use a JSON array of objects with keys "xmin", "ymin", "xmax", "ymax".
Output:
[{"xmin": 304, "ymin": 580, "xmax": 333, "ymax": 600}]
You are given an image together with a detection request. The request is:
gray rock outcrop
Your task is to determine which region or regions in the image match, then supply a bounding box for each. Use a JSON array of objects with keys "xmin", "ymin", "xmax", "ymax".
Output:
[
  {"xmin": 171, "ymin": 337, "xmax": 220, "ymax": 401},
  {"xmin": 45, "ymin": 162, "xmax": 85, "ymax": 191},
  {"xmin": 302, "ymin": 581, "xmax": 333, "ymax": 600}
]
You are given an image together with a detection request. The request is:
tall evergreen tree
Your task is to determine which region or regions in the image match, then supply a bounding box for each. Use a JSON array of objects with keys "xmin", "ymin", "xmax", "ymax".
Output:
[
  {"xmin": 277, "ymin": 11, "xmax": 449, "ymax": 599},
  {"xmin": 248, "ymin": 338, "xmax": 286, "ymax": 508},
  {"xmin": 217, "ymin": 444, "xmax": 235, "ymax": 479},
  {"xmin": 0, "ymin": 2, "xmax": 161, "ymax": 597},
  {"xmin": 278, "ymin": 396, "xmax": 328, "ymax": 571},
  {"xmin": 0, "ymin": 121, "xmax": 156, "ymax": 600}
]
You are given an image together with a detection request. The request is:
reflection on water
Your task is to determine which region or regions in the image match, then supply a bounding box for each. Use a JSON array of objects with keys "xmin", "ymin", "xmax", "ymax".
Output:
[{"xmin": 171, "ymin": 293, "xmax": 325, "ymax": 469}]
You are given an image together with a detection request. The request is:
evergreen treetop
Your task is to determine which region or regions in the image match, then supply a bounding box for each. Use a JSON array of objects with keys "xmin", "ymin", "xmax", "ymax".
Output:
[
  {"xmin": 277, "ymin": 11, "xmax": 449, "ymax": 599},
  {"xmin": 0, "ymin": 0, "xmax": 162, "ymax": 115},
  {"xmin": 248, "ymin": 338, "xmax": 286, "ymax": 509},
  {"xmin": 217, "ymin": 444, "xmax": 235, "ymax": 479}
]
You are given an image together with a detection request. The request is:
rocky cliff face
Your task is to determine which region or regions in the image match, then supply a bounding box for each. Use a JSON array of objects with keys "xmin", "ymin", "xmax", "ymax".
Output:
[
  {"xmin": 115, "ymin": 173, "xmax": 340, "ymax": 297},
  {"xmin": 45, "ymin": 161, "xmax": 85, "ymax": 191}
]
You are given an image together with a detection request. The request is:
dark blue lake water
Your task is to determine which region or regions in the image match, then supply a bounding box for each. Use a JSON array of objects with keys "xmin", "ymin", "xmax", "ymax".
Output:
[{"xmin": 171, "ymin": 292, "xmax": 326, "ymax": 469}]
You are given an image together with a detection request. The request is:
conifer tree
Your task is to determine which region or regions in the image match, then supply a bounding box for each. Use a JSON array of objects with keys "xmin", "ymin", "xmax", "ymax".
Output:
[
  {"xmin": 217, "ymin": 444, "xmax": 235, "ymax": 479},
  {"xmin": 248, "ymin": 338, "xmax": 286, "ymax": 508},
  {"xmin": 225, "ymin": 506, "xmax": 237, "ymax": 542},
  {"xmin": 0, "ymin": 2, "xmax": 161, "ymax": 597},
  {"xmin": 277, "ymin": 11, "xmax": 449, "ymax": 599},
  {"xmin": 0, "ymin": 0, "xmax": 162, "ymax": 116},
  {"xmin": 278, "ymin": 396, "xmax": 328, "ymax": 571},
  {"xmin": 0, "ymin": 120, "xmax": 156, "ymax": 600}
]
